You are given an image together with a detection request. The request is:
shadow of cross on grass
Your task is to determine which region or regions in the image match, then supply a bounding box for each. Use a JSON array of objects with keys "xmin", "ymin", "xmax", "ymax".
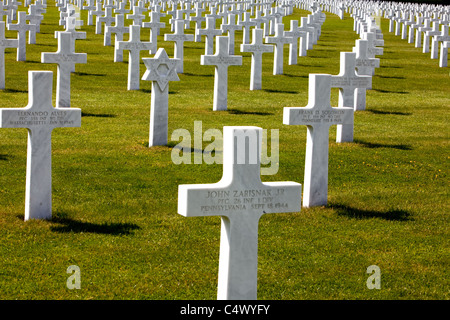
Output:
[
  {"xmin": 329, "ymin": 204, "xmax": 413, "ymax": 221},
  {"xmin": 50, "ymin": 216, "xmax": 140, "ymax": 235}
]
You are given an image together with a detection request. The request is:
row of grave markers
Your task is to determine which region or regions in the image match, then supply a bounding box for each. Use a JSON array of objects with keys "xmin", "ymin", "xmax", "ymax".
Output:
[{"xmin": 0, "ymin": 0, "xmax": 440, "ymax": 300}]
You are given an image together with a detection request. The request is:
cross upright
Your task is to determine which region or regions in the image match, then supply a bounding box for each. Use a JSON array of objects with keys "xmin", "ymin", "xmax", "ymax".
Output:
[
  {"xmin": 201, "ymin": 36, "xmax": 242, "ymax": 111},
  {"xmin": 164, "ymin": 19, "xmax": 194, "ymax": 73},
  {"xmin": 26, "ymin": 4, "xmax": 44, "ymax": 33},
  {"xmin": 190, "ymin": 7, "xmax": 206, "ymax": 42},
  {"xmin": 237, "ymin": 11, "xmax": 257, "ymax": 44},
  {"xmin": 284, "ymin": 19, "xmax": 306, "ymax": 65},
  {"xmin": 298, "ymin": 16, "xmax": 315, "ymax": 51},
  {"xmin": 197, "ymin": 16, "xmax": 223, "ymax": 55},
  {"xmin": 178, "ymin": 126, "xmax": 302, "ymax": 300},
  {"xmin": 240, "ymin": 28, "xmax": 273, "ymax": 90},
  {"xmin": 439, "ymin": 41, "xmax": 449, "ymax": 67},
  {"xmin": 0, "ymin": 21, "xmax": 18, "ymax": 89},
  {"xmin": 142, "ymin": 11, "xmax": 166, "ymax": 50},
  {"xmin": 82, "ymin": 0, "xmax": 96, "ymax": 26},
  {"xmin": 205, "ymin": 6, "xmax": 221, "ymax": 25},
  {"xmin": 106, "ymin": 14, "xmax": 129, "ymax": 61},
  {"xmin": 410, "ymin": 15, "xmax": 423, "ymax": 47},
  {"xmin": 432, "ymin": 25, "xmax": 450, "ymax": 60},
  {"xmin": 91, "ymin": 1, "xmax": 105, "ymax": 34},
  {"xmin": 117, "ymin": 25, "xmax": 155, "ymax": 90},
  {"xmin": 283, "ymin": 74, "xmax": 354, "ymax": 207},
  {"xmin": 55, "ymin": 16, "xmax": 87, "ymax": 73},
  {"xmin": 41, "ymin": 31, "xmax": 87, "ymax": 108},
  {"xmin": 265, "ymin": 23, "xmax": 293, "ymax": 75},
  {"xmin": 362, "ymin": 31, "xmax": 383, "ymax": 58},
  {"xmin": 127, "ymin": 5, "xmax": 145, "ymax": 26},
  {"xmin": 0, "ymin": 71, "xmax": 81, "ymax": 221},
  {"xmin": 353, "ymin": 39, "xmax": 379, "ymax": 111},
  {"xmin": 251, "ymin": 9, "xmax": 270, "ymax": 37},
  {"xmin": 141, "ymin": 48, "xmax": 179, "ymax": 147},
  {"xmin": 7, "ymin": 11, "xmax": 35, "ymax": 61},
  {"xmin": 99, "ymin": 7, "xmax": 116, "ymax": 45},
  {"xmin": 417, "ymin": 18, "xmax": 432, "ymax": 48},
  {"xmin": 0, "ymin": 2, "xmax": 9, "ymax": 22},
  {"xmin": 114, "ymin": 1, "xmax": 130, "ymax": 16},
  {"xmin": 423, "ymin": 21, "xmax": 440, "ymax": 54},
  {"xmin": 220, "ymin": 13, "xmax": 242, "ymax": 55},
  {"xmin": 331, "ymin": 51, "xmax": 371, "ymax": 142}
]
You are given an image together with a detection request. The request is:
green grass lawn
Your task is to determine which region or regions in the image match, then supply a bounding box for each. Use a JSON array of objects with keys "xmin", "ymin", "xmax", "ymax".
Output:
[{"xmin": 0, "ymin": 2, "xmax": 448, "ymax": 300}]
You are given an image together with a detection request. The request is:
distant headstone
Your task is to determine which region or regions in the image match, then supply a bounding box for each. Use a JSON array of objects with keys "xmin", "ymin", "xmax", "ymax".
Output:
[
  {"xmin": 197, "ymin": 16, "xmax": 223, "ymax": 55},
  {"xmin": 7, "ymin": 11, "xmax": 35, "ymax": 61},
  {"xmin": 190, "ymin": 7, "xmax": 205, "ymax": 42},
  {"xmin": 106, "ymin": 14, "xmax": 129, "ymax": 62},
  {"xmin": 331, "ymin": 51, "xmax": 371, "ymax": 142},
  {"xmin": 238, "ymin": 11, "xmax": 257, "ymax": 44},
  {"xmin": 265, "ymin": 23, "xmax": 293, "ymax": 75},
  {"xmin": 439, "ymin": 41, "xmax": 449, "ymax": 67},
  {"xmin": 220, "ymin": 13, "xmax": 242, "ymax": 55},
  {"xmin": 141, "ymin": 48, "xmax": 180, "ymax": 147},
  {"xmin": 0, "ymin": 21, "xmax": 18, "ymax": 90},
  {"xmin": 353, "ymin": 39, "xmax": 379, "ymax": 111},
  {"xmin": 164, "ymin": 19, "xmax": 194, "ymax": 73},
  {"xmin": 41, "ymin": 32, "xmax": 87, "ymax": 108},
  {"xmin": 117, "ymin": 25, "xmax": 155, "ymax": 90},
  {"xmin": 284, "ymin": 20, "xmax": 306, "ymax": 65},
  {"xmin": 178, "ymin": 126, "xmax": 302, "ymax": 300},
  {"xmin": 201, "ymin": 36, "xmax": 242, "ymax": 111},
  {"xmin": 0, "ymin": 71, "xmax": 81, "ymax": 221},
  {"xmin": 240, "ymin": 28, "xmax": 273, "ymax": 90},
  {"xmin": 283, "ymin": 74, "xmax": 354, "ymax": 207}
]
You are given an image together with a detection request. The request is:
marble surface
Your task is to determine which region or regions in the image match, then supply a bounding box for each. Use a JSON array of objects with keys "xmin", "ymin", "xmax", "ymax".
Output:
[
  {"xmin": 331, "ymin": 52, "xmax": 371, "ymax": 142},
  {"xmin": 0, "ymin": 21, "xmax": 18, "ymax": 89},
  {"xmin": 117, "ymin": 25, "xmax": 155, "ymax": 90},
  {"xmin": 0, "ymin": 71, "xmax": 81, "ymax": 220},
  {"xmin": 201, "ymin": 36, "xmax": 242, "ymax": 111},
  {"xmin": 265, "ymin": 23, "xmax": 293, "ymax": 75},
  {"xmin": 178, "ymin": 126, "xmax": 301, "ymax": 300},
  {"xmin": 283, "ymin": 74, "xmax": 353, "ymax": 207},
  {"xmin": 240, "ymin": 28, "xmax": 273, "ymax": 90},
  {"xmin": 164, "ymin": 20, "xmax": 194, "ymax": 74},
  {"xmin": 41, "ymin": 32, "xmax": 87, "ymax": 108}
]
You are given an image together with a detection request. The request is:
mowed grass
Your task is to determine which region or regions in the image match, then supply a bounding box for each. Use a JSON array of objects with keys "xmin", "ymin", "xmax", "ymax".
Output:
[{"xmin": 0, "ymin": 2, "xmax": 448, "ymax": 300}]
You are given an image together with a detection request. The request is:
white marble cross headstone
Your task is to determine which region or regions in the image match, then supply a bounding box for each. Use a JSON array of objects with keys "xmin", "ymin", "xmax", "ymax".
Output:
[
  {"xmin": 220, "ymin": 13, "xmax": 241, "ymax": 55},
  {"xmin": 142, "ymin": 11, "xmax": 165, "ymax": 49},
  {"xmin": 41, "ymin": 32, "xmax": 87, "ymax": 108},
  {"xmin": 0, "ymin": 71, "xmax": 81, "ymax": 220},
  {"xmin": 117, "ymin": 25, "xmax": 155, "ymax": 90},
  {"xmin": 331, "ymin": 51, "xmax": 371, "ymax": 142},
  {"xmin": 164, "ymin": 19, "xmax": 194, "ymax": 73},
  {"xmin": 0, "ymin": 21, "xmax": 18, "ymax": 90},
  {"xmin": 7, "ymin": 11, "xmax": 35, "ymax": 61},
  {"xmin": 284, "ymin": 19, "xmax": 306, "ymax": 65},
  {"xmin": 265, "ymin": 23, "xmax": 293, "ymax": 75},
  {"xmin": 240, "ymin": 28, "xmax": 273, "ymax": 90},
  {"xmin": 432, "ymin": 25, "xmax": 450, "ymax": 60},
  {"xmin": 283, "ymin": 74, "xmax": 354, "ymax": 207},
  {"xmin": 197, "ymin": 16, "xmax": 223, "ymax": 55},
  {"xmin": 439, "ymin": 41, "xmax": 449, "ymax": 67},
  {"xmin": 237, "ymin": 11, "xmax": 257, "ymax": 44},
  {"xmin": 178, "ymin": 126, "xmax": 302, "ymax": 300},
  {"xmin": 190, "ymin": 7, "xmax": 205, "ymax": 42},
  {"xmin": 201, "ymin": 36, "xmax": 242, "ymax": 111},
  {"xmin": 353, "ymin": 39, "xmax": 379, "ymax": 111},
  {"xmin": 141, "ymin": 48, "xmax": 179, "ymax": 147},
  {"xmin": 106, "ymin": 14, "xmax": 129, "ymax": 62}
]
